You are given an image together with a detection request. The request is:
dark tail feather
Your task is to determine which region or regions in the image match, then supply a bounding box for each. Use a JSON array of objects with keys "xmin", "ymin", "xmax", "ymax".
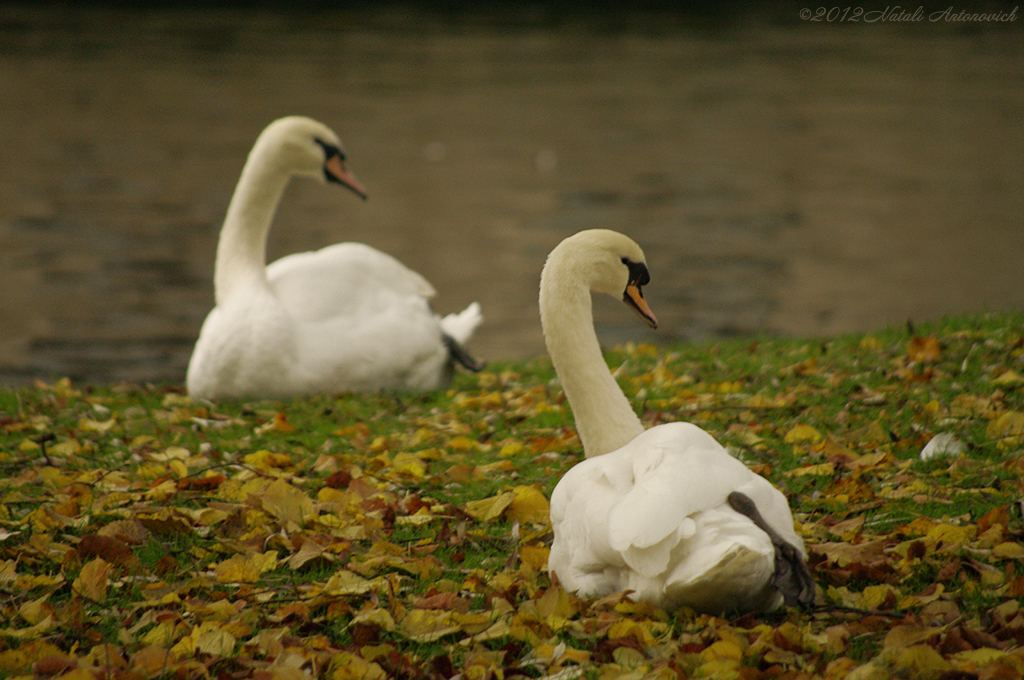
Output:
[
  {"xmin": 727, "ymin": 491, "xmax": 816, "ymax": 610},
  {"xmin": 443, "ymin": 333, "xmax": 485, "ymax": 372}
]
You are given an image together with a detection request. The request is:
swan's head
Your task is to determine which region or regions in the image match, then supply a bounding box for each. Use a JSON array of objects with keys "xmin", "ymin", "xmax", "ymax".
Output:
[
  {"xmin": 255, "ymin": 116, "xmax": 368, "ymax": 199},
  {"xmin": 544, "ymin": 229, "xmax": 658, "ymax": 328}
]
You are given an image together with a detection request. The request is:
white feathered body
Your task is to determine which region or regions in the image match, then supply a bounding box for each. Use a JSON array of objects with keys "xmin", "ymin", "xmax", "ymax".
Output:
[
  {"xmin": 549, "ymin": 422, "xmax": 804, "ymax": 613},
  {"xmin": 188, "ymin": 242, "xmax": 481, "ymax": 399}
]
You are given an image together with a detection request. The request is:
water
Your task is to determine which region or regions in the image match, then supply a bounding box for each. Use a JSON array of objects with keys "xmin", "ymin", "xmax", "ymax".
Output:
[{"xmin": 0, "ymin": 6, "xmax": 1021, "ymax": 384}]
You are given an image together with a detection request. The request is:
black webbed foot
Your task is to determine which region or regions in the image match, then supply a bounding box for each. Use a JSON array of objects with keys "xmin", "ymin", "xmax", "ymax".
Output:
[{"xmin": 727, "ymin": 491, "xmax": 815, "ymax": 610}]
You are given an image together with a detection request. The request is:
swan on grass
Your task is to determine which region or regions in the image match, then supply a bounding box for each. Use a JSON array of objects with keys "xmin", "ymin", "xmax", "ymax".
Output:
[
  {"xmin": 541, "ymin": 229, "xmax": 814, "ymax": 614},
  {"xmin": 186, "ymin": 116, "xmax": 482, "ymax": 400}
]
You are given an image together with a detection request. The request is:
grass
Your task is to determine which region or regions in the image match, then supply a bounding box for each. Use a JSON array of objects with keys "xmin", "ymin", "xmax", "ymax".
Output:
[{"xmin": 0, "ymin": 312, "xmax": 1022, "ymax": 678}]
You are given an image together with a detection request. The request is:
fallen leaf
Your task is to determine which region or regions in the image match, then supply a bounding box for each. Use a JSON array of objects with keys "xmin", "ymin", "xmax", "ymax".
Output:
[
  {"xmin": 72, "ymin": 558, "xmax": 110, "ymax": 602},
  {"xmin": 907, "ymin": 336, "xmax": 942, "ymax": 363}
]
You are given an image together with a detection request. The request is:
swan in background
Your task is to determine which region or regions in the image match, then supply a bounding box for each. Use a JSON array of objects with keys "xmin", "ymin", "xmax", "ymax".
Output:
[
  {"xmin": 186, "ymin": 116, "xmax": 482, "ymax": 400},
  {"xmin": 541, "ymin": 229, "xmax": 813, "ymax": 614}
]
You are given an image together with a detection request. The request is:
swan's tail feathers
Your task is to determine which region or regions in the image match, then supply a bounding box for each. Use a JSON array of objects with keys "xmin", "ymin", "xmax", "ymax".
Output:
[
  {"xmin": 443, "ymin": 333, "xmax": 485, "ymax": 372},
  {"xmin": 727, "ymin": 491, "xmax": 815, "ymax": 610},
  {"xmin": 439, "ymin": 302, "xmax": 483, "ymax": 345}
]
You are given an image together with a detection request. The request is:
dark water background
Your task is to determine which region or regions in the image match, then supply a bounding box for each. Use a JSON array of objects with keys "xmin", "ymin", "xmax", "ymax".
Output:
[{"xmin": 0, "ymin": 5, "xmax": 1021, "ymax": 384}]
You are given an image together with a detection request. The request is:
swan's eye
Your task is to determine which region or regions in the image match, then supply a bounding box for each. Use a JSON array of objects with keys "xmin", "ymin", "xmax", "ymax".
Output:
[
  {"xmin": 314, "ymin": 138, "xmax": 346, "ymax": 161},
  {"xmin": 624, "ymin": 259, "xmax": 651, "ymax": 286}
]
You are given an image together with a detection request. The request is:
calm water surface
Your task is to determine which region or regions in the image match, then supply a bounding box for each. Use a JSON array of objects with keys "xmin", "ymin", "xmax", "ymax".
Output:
[{"xmin": 0, "ymin": 7, "xmax": 1021, "ymax": 384}]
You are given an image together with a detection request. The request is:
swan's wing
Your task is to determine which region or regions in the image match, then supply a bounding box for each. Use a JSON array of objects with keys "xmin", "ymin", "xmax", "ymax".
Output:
[
  {"xmin": 266, "ymin": 242, "xmax": 436, "ymax": 323},
  {"xmin": 285, "ymin": 290, "xmax": 453, "ymax": 392},
  {"xmin": 549, "ymin": 454, "xmax": 634, "ymax": 596},
  {"xmin": 603, "ymin": 423, "xmax": 797, "ymax": 585},
  {"xmin": 606, "ymin": 423, "xmax": 753, "ymax": 551}
]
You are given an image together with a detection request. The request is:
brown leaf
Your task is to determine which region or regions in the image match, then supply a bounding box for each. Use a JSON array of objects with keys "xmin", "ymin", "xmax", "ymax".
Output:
[
  {"xmin": 176, "ymin": 474, "xmax": 226, "ymax": 491},
  {"xmin": 414, "ymin": 592, "xmax": 462, "ymax": 612},
  {"xmin": 978, "ymin": 506, "xmax": 1010, "ymax": 534},
  {"xmin": 908, "ymin": 336, "xmax": 942, "ymax": 363},
  {"xmin": 78, "ymin": 534, "xmax": 134, "ymax": 566},
  {"xmin": 811, "ymin": 539, "xmax": 888, "ymax": 567},
  {"xmin": 323, "ymin": 470, "xmax": 353, "ymax": 489},
  {"xmin": 98, "ymin": 520, "xmax": 150, "ymax": 545},
  {"xmin": 32, "ymin": 654, "xmax": 77, "ymax": 677},
  {"xmin": 884, "ymin": 624, "xmax": 943, "ymax": 650},
  {"xmin": 936, "ymin": 558, "xmax": 961, "ymax": 582}
]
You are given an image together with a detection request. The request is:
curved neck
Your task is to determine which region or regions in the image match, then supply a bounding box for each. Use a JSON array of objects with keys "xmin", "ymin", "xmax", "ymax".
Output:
[
  {"xmin": 213, "ymin": 150, "xmax": 291, "ymax": 304},
  {"xmin": 540, "ymin": 254, "xmax": 644, "ymax": 458}
]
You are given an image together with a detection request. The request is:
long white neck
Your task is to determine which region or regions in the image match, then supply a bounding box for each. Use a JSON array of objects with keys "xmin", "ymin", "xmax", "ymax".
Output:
[
  {"xmin": 213, "ymin": 145, "xmax": 291, "ymax": 305},
  {"xmin": 540, "ymin": 250, "xmax": 645, "ymax": 458}
]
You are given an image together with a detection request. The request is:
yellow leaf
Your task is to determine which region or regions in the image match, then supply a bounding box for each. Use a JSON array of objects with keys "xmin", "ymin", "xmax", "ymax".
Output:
[
  {"xmin": 169, "ymin": 459, "xmax": 189, "ymax": 479},
  {"xmin": 859, "ymin": 584, "xmax": 898, "ymax": 611},
  {"xmin": 464, "ymin": 492, "xmax": 516, "ymax": 522},
  {"xmin": 993, "ymin": 369, "xmax": 1024, "ymax": 384},
  {"xmin": 519, "ymin": 545, "xmax": 550, "ymax": 574},
  {"xmin": 400, "ymin": 609, "xmax": 460, "ymax": 642},
  {"xmin": 18, "ymin": 596, "xmax": 55, "ymax": 625},
  {"xmin": 926, "ymin": 523, "xmax": 975, "ymax": 550},
  {"xmin": 606, "ymin": 619, "xmax": 659, "ymax": 648},
  {"xmin": 288, "ymin": 538, "xmax": 332, "ymax": 570},
  {"xmin": 243, "ymin": 449, "xmax": 293, "ymax": 471},
  {"xmin": 323, "ymin": 570, "xmax": 374, "ymax": 595},
  {"xmin": 213, "ymin": 552, "xmax": 278, "ymax": 583},
  {"xmin": 987, "ymin": 411, "xmax": 1024, "ymax": 448},
  {"xmin": 883, "ymin": 624, "xmax": 941, "ymax": 650},
  {"xmin": 890, "ymin": 644, "xmax": 951, "ymax": 677},
  {"xmin": 535, "ymin": 586, "xmax": 578, "ymax": 629},
  {"xmin": 0, "ymin": 648, "xmax": 31, "ymax": 674},
  {"xmin": 785, "ymin": 462, "xmax": 835, "ymax": 477},
  {"xmin": 351, "ymin": 607, "xmax": 396, "ymax": 632},
  {"xmin": 499, "ymin": 441, "xmax": 525, "ymax": 457},
  {"xmin": 72, "ymin": 557, "xmax": 110, "ymax": 602},
  {"xmin": 149, "ymin": 446, "xmax": 191, "ymax": 461},
  {"xmin": 992, "ymin": 542, "xmax": 1024, "ymax": 559},
  {"xmin": 696, "ymin": 658, "xmax": 742, "ymax": 678},
  {"xmin": 784, "ymin": 424, "xmax": 823, "ymax": 444},
  {"xmin": 141, "ymin": 620, "xmax": 181, "ymax": 647},
  {"xmin": 261, "ymin": 478, "xmax": 313, "ymax": 529},
  {"xmin": 701, "ymin": 639, "xmax": 744, "ymax": 663},
  {"xmin": 48, "ymin": 439, "xmax": 81, "ymax": 457},
  {"xmin": 329, "ymin": 652, "xmax": 387, "ymax": 680},
  {"xmin": 0, "ymin": 614, "xmax": 55, "ymax": 640},
  {"xmin": 506, "ymin": 485, "xmax": 550, "ymax": 524},
  {"xmin": 899, "ymin": 517, "xmax": 938, "ymax": 536},
  {"xmin": 78, "ymin": 417, "xmax": 116, "ymax": 432},
  {"xmin": 951, "ymin": 647, "xmax": 1010, "ymax": 666},
  {"xmin": 191, "ymin": 621, "xmax": 237, "ymax": 657},
  {"xmin": 448, "ymin": 435, "xmax": 478, "ymax": 452},
  {"xmin": 391, "ymin": 452, "xmax": 427, "ymax": 478}
]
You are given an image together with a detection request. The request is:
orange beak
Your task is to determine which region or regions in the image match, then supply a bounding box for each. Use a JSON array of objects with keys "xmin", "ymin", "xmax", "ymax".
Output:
[
  {"xmin": 624, "ymin": 283, "xmax": 658, "ymax": 329},
  {"xmin": 325, "ymin": 155, "xmax": 368, "ymax": 200}
]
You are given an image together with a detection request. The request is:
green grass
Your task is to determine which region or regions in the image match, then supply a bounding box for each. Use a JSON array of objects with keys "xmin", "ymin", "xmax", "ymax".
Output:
[{"xmin": 0, "ymin": 312, "xmax": 1021, "ymax": 678}]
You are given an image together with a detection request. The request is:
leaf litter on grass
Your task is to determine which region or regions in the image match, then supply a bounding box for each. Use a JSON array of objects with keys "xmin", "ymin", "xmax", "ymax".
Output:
[{"xmin": 0, "ymin": 314, "xmax": 1022, "ymax": 679}]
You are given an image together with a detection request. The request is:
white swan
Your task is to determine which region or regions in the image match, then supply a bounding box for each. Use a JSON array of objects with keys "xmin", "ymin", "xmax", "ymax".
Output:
[
  {"xmin": 542, "ymin": 229, "xmax": 813, "ymax": 614},
  {"xmin": 186, "ymin": 116, "xmax": 482, "ymax": 400}
]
